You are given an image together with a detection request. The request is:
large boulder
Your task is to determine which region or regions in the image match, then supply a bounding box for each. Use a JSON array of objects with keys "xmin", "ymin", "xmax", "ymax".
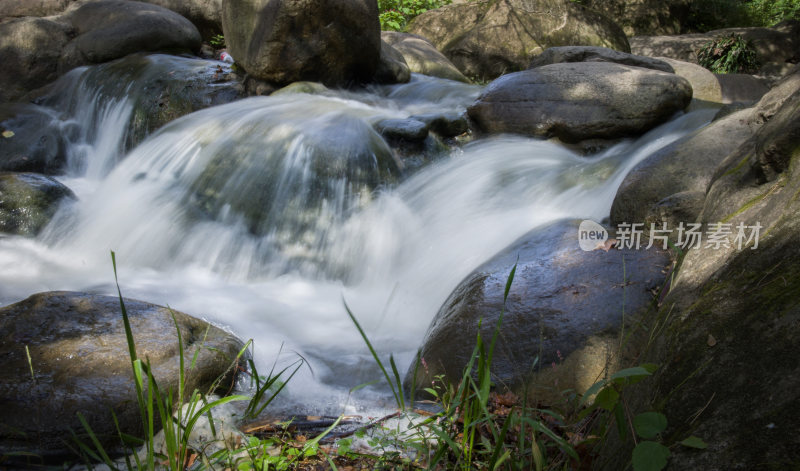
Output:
[
  {"xmin": 467, "ymin": 62, "xmax": 692, "ymax": 143},
  {"xmin": 610, "ymin": 66, "xmax": 800, "ymax": 229},
  {"xmin": 583, "ymin": 0, "xmax": 691, "ymax": 36},
  {"xmin": 58, "ymin": 0, "xmax": 202, "ymax": 72},
  {"xmin": 406, "ymin": 219, "xmax": 670, "ymax": 404},
  {"xmin": 139, "ymin": 0, "xmax": 224, "ymax": 37},
  {"xmin": 0, "ymin": 172, "xmax": 76, "ymax": 236},
  {"xmin": 0, "ymin": 104, "xmax": 66, "ymax": 174},
  {"xmin": 406, "ymin": 0, "xmax": 630, "ymax": 81},
  {"xmin": 0, "ymin": 17, "xmax": 71, "ymax": 103},
  {"xmin": 657, "ymin": 57, "xmax": 723, "ymax": 105},
  {"xmin": 0, "ymin": 291, "xmax": 243, "ymax": 461},
  {"xmin": 598, "ymin": 66, "xmax": 800, "ymax": 471},
  {"xmin": 380, "ymin": 32, "xmax": 469, "ymax": 83},
  {"xmin": 221, "ymin": 0, "xmax": 380, "ymax": 87},
  {"xmin": 529, "ymin": 45, "xmax": 674, "ymax": 73}
]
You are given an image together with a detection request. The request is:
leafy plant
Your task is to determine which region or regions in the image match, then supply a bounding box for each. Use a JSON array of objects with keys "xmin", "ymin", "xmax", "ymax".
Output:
[
  {"xmin": 209, "ymin": 34, "xmax": 225, "ymax": 49},
  {"xmin": 697, "ymin": 33, "xmax": 760, "ymax": 74},
  {"xmin": 378, "ymin": 0, "xmax": 452, "ymax": 31}
]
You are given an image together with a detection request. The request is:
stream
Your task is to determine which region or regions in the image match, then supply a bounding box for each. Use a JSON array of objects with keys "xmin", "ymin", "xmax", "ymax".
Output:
[{"xmin": 0, "ymin": 54, "xmax": 716, "ymax": 416}]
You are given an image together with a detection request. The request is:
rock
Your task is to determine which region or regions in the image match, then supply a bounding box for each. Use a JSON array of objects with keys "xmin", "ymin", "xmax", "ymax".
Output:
[
  {"xmin": 582, "ymin": 0, "xmax": 690, "ymax": 36},
  {"xmin": 380, "ymin": 32, "xmax": 469, "ymax": 83},
  {"xmin": 375, "ymin": 40, "xmax": 411, "ymax": 84},
  {"xmin": 0, "ymin": 17, "xmax": 71, "ymax": 103},
  {"xmin": 657, "ymin": 57, "xmax": 722, "ymax": 106},
  {"xmin": 407, "ymin": 0, "xmax": 630, "ymax": 81},
  {"xmin": 610, "ymin": 66, "xmax": 800, "ymax": 229},
  {"xmin": 221, "ymin": 0, "xmax": 380, "ymax": 87},
  {"xmin": 598, "ymin": 68, "xmax": 800, "ymax": 471},
  {"xmin": 374, "ymin": 118, "xmax": 429, "ymax": 143},
  {"xmin": 467, "ymin": 62, "xmax": 692, "ymax": 143},
  {"xmin": 409, "ymin": 112, "xmax": 469, "ymax": 138},
  {"xmin": 271, "ymin": 81, "xmax": 330, "ymax": 96},
  {"xmin": 405, "ymin": 219, "xmax": 670, "ymax": 404},
  {"xmin": 0, "ymin": 104, "xmax": 66, "ymax": 174},
  {"xmin": 714, "ymin": 73, "xmax": 771, "ymax": 105},
  {"xmin": 529, "ymin": 46, "xmax": 674, "ymax": 73},
  {"xmin": 610, "ymin": 108, "xmax": 758, "ymax": 228},
  {"xmin": 138, "ymin": 0, "xmax": 224, "ymax": 37},
  {"xmin": 59, "ymin": 1, "xmax": 201, "ymax": 72},
  {"xmin": 0, "ymin": 172, "xmax": 76, "ymax": 236},
  {"xmin": 0, "ymin": 0, "xmax": 75, "ymax": 18},
  {"xmin": 0, "ymin": 291, "xmax": 243, "ymax": 460},
  {"xmin": 39, "ymin": 54, "xmax": 242, "ymax": 151}
]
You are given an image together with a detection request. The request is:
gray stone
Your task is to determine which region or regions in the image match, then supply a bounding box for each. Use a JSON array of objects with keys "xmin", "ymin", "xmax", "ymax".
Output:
[
  {"xmin": 407, "ymin": 0, "xmax": 630, "ymax": 81},
  {"xmin": 139, "ymin": 0, "xmax": 223, "ymax": 37},
  {"xmin": 0, "ymin": 172, "xmax": 76, "ymax": 236},
  {"xmin": 221, "ymin": 0, "xmax": 380, "ymax": 87},
  {"xmin": 410, "ymin": 112, "xmax": 469, "ymax": 138},
  {"xmin": 0, "ymin": 291, "xmax": 244, "ymax": 460},
  {"xmin": 468, "ymin": 62, "xmax": 692, "ymax": 142},
  {"xmin": 380, "ymin": 32, "xmax": 469, "ymax": 83},
  {"xmin": 0, "ymin": 104, "xmax": 65, "ymax": 174},
  {"xmin": 406, "ymin": 219, "xmax": 670, "ymax": 404},
  {"xmin": 529, "ymin": 46, "xmax": 674, "ymax": 73},
  {"xmin": 375, "ymin": 40, "xmax": 411, "ymax": 84},
  {"xmin": 58, "ymin": 0, "xmax": 202, "ymax": 72},
  {"xmin": 374, "ymin": 118, "xmax": 429, "ymax": 143}
]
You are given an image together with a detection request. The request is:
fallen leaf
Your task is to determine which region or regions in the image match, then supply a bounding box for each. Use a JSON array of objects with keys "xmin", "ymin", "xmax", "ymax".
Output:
[
  {"xmin": 2, "ymin": 130, "xmax": 14, "ymax": 138},
  {"xmin": 707, "ymin": 334, "xmax": 717, "ymax": 347},
  {"xmin": 595, "ymin": 238, "xmax": 618, "ymax": 252}
]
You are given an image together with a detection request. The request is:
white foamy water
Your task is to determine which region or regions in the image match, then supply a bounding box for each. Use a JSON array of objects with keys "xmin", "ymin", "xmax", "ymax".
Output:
[{"xmin": 0, "ymin": 55, "xmax": 716, "ymax": 415}]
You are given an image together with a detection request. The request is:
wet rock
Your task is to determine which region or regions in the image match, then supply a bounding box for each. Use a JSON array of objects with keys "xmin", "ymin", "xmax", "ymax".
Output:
[
  {"xmin": 468, "ymin": 62, "xmax": 692, "ymax": 142},
  {"xmin": 0, "ymin": 291, "xmax": 243, "ymax": 461},
  {"xmin": 406, "ymin": 219, "xmax": 670, "ymax": 404},
  {"xmin": 374, "ymin": 118, "xmax": 429, "ymax": 143},
  {"xmin": 407, "ymin": 0, "xmax": 630, "ymax": 81},
  {"xmin": 0, "ymin": 104, "xmax": 66, "ymax": 174},
  {"xmin": 410, "ymin": 112, "xmax": 469, "ymax": 138},
  {"xmin": 0, "ymin": 172, "xmax": 76, "ymax": 236}
]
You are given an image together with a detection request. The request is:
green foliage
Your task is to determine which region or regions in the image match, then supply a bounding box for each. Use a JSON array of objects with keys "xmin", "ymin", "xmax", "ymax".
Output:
[
  {"xmin": 209, "ymin": 34, "xmax": 225, "ymax": 48},
  {"xmin": 697, "ymin": 33, "xmax": 760, "ymax": 74},
  {"xmin": 687, "ymin": 0, "xmax": 800, "ymax": 30},
  {"xmin": 378, "ymin": 0, "xmax": 452, "ymax": 31}
]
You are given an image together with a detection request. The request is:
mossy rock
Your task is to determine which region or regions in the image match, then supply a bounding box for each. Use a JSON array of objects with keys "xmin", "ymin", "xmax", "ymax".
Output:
[{"xmin": 0, "ymin": 172, "xmax": 75, "ymax": 236}]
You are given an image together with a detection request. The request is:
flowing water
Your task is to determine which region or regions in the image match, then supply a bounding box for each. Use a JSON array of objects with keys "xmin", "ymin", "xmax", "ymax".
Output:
[{"xmin": 0, "ymin": 55, "xmax": 716, "ymax": 415}]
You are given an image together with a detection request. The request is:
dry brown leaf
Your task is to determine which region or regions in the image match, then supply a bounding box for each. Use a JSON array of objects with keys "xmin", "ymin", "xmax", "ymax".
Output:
[{"xmin": 707, "ymin": 334, "xmax": 717, "ymax": 347}]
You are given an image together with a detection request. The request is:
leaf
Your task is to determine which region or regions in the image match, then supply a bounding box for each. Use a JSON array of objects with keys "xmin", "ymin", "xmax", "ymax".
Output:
[
  {"xmin": 611, "ymin": 366, "xmax": 653, "ymax": 380},
  {"xmin": 2, "ymin": 130, "xmax": 14, "ymax": 138},
  {"xmin": 579, "ymin": 379, "xmax": 608, "ymax": 406},
  {"xmin": 594, "ymin": 386, "xmax": 619, "ymax": 411},
  {"xmin": 633, "ymin": 412, "xmax": 668, "ymax": 439},
  {"xmin": 680, "ymin": 436, "xmax": 708, "ymax": 449},
  {"xmin": 632, "ymin": 441, "xmax": 670, "ymax": 471}
]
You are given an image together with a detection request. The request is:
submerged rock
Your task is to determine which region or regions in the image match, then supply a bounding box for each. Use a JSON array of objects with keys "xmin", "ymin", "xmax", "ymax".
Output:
[
  {"xmin": 221, "ymin": 0, "xmax": 380, "ymax": 87},
  {"xmin": 0, "ymin": 172, "xmax": 76, "ymax": 236},
  {"xmin": 0, "ymin": 291, "xmax": 243, "ymax": 461},
  {"xmin": 407, "ymin": 0, "xmax": 630, "ymax": 81},
  {"xmin": 468, "ymin": 62, "xmax": 692, "ymax": 142},
  {"xmin": 406, "ymin": 219, "xmax": 670, "ymax": 404}
]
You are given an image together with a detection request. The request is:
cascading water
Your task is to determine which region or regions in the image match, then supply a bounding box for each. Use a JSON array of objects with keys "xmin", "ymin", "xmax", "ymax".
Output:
[{"xmin": 0, "ymin": 54, "xmax": 716, "ymax": 414}]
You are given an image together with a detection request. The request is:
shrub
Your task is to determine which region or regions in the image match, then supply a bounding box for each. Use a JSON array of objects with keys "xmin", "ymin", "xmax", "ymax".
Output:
[{"xmin": 697, "ymin": 33, "xmax": 760, "ymax": 74}]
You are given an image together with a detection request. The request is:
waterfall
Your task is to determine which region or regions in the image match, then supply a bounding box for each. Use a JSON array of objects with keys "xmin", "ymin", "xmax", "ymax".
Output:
[{"xmin": 0, "ymin": 54, "xmax": 716, "ymax": 414}]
